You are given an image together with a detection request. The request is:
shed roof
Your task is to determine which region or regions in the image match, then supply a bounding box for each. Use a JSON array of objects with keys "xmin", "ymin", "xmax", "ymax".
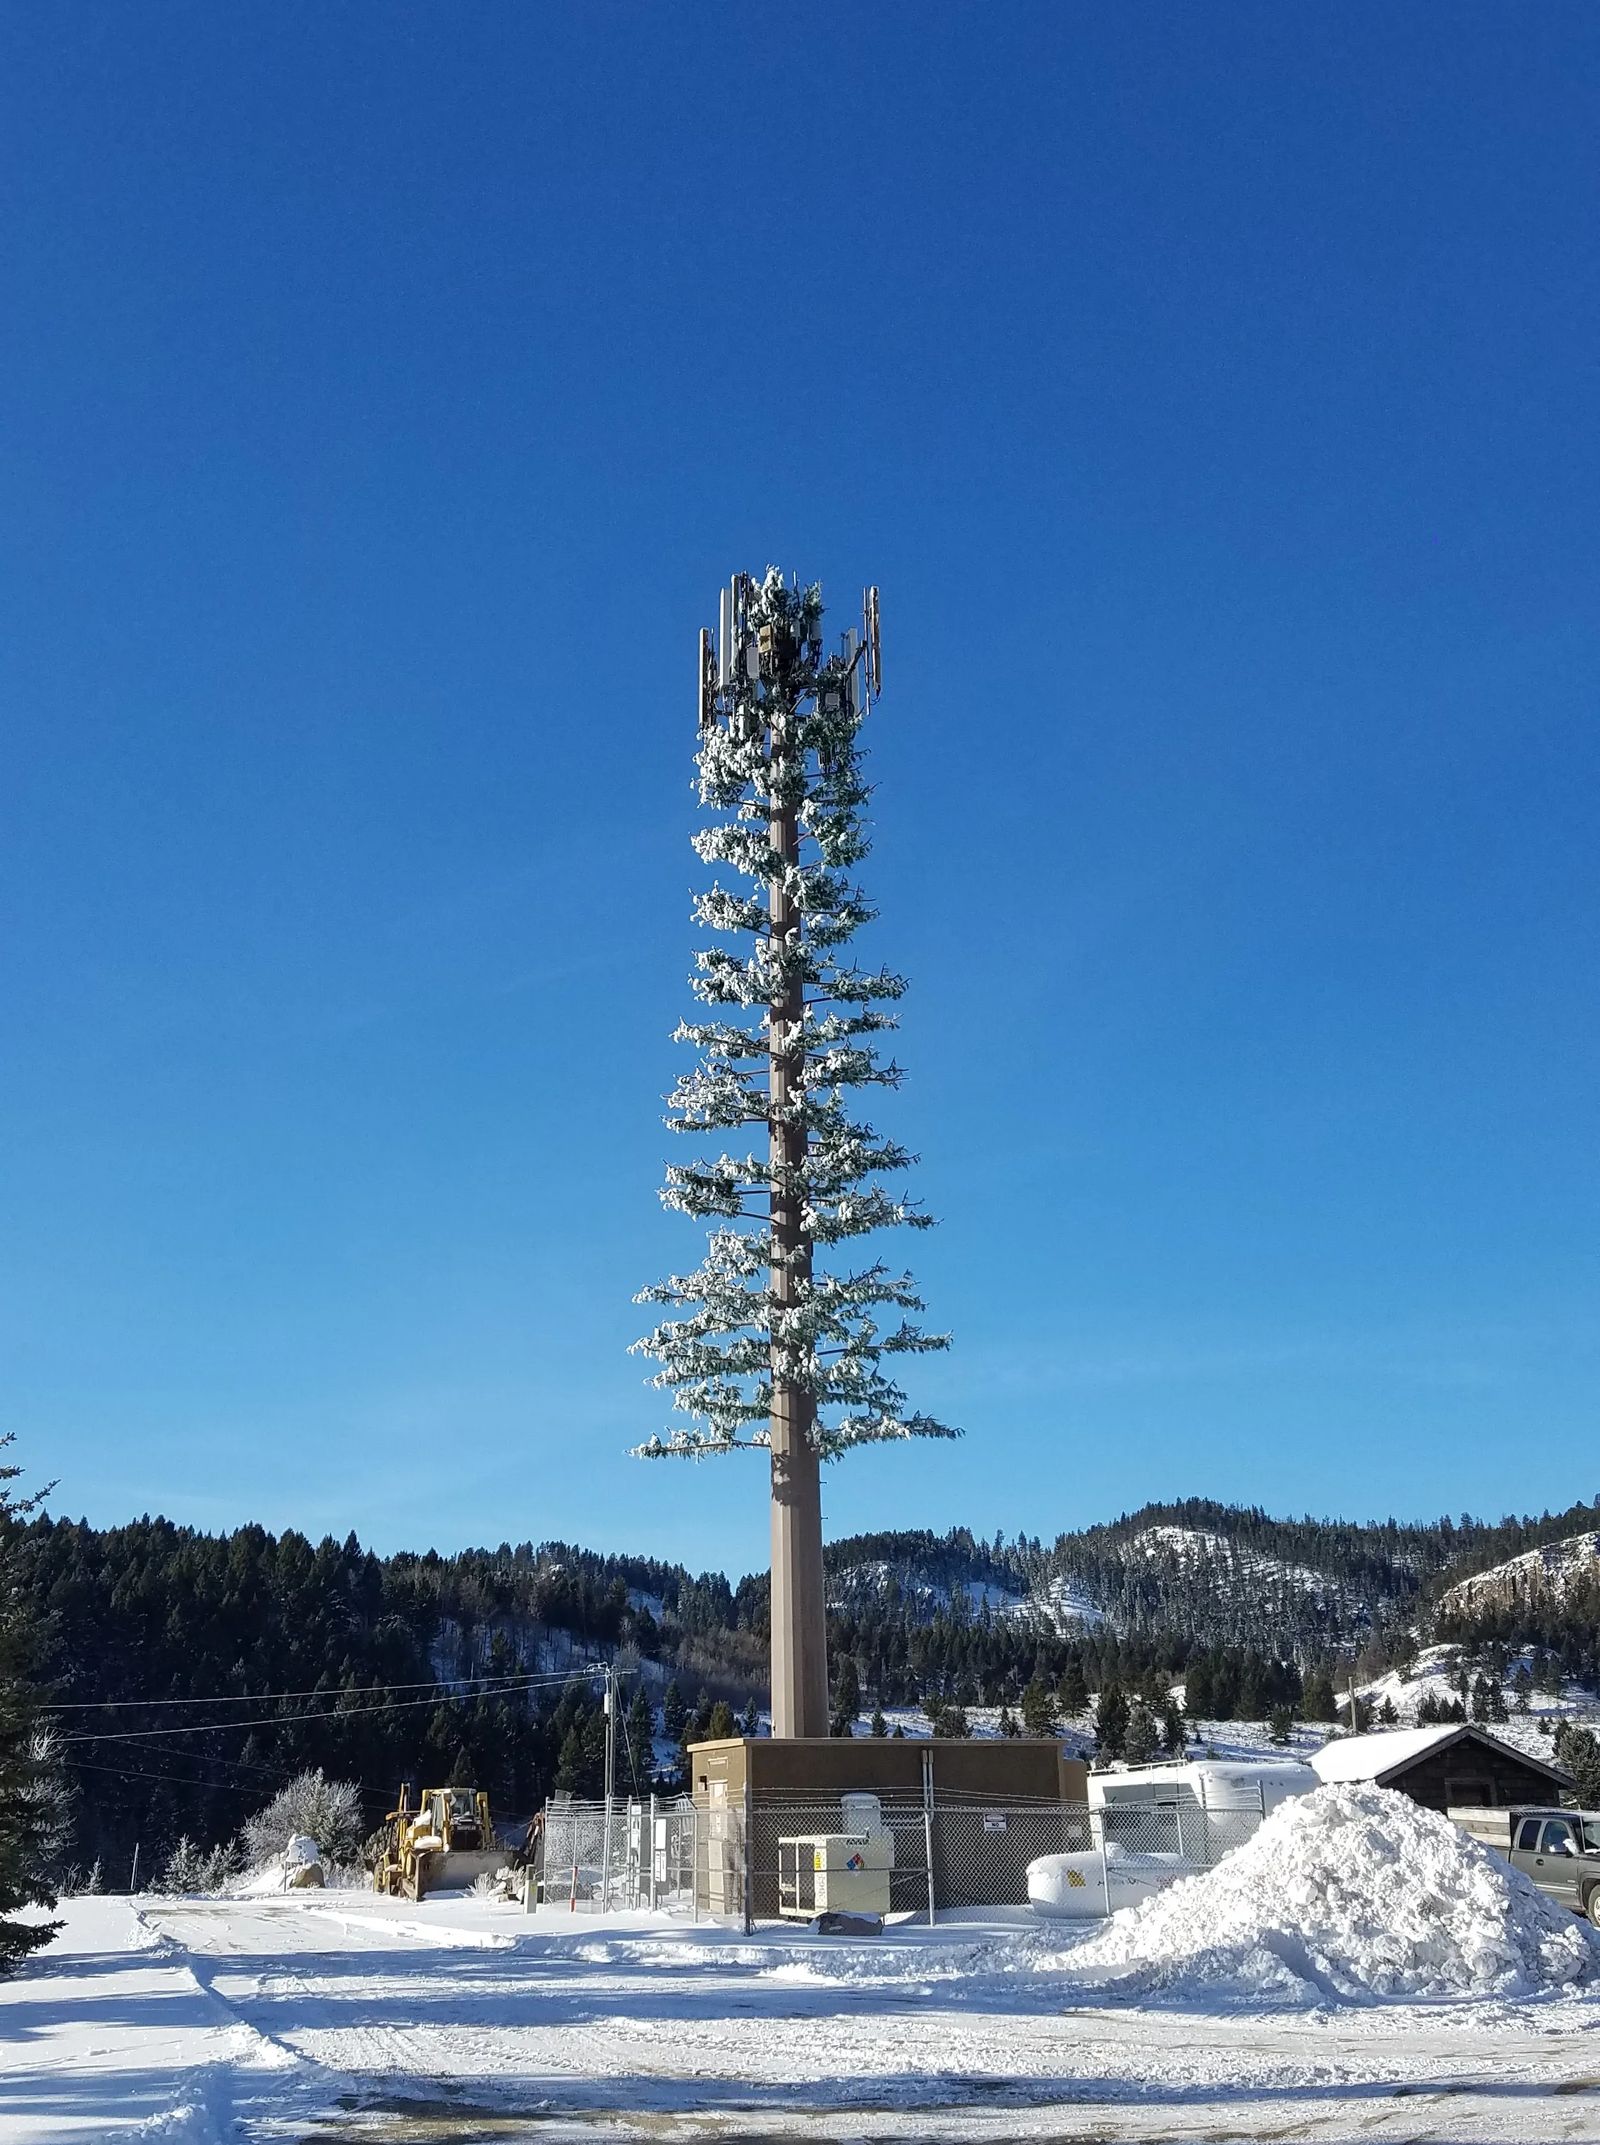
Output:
[{"xmin": 1310, "ymin": 1723, "xmax": 1572, "ymax": 1788}]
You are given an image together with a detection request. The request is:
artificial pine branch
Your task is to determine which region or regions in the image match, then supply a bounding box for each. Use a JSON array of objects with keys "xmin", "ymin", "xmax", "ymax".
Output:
[{"xmin": 634, "ymin": 569, "xmax": 956, "ymax": 1461}]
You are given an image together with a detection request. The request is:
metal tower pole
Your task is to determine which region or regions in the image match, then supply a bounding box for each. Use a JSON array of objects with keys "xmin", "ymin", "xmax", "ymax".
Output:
[{"xmin": 767, "ymin": 689, "xmax": 828, "ymax": 1740}]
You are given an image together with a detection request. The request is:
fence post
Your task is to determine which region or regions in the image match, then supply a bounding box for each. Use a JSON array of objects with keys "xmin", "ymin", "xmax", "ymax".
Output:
[
  {"xmin": 1098, "ymin": 1808, "xmax": 1111, "ymax": 1919},
  {"xmin": 129, "ymin": 1841, "xmax": 141, "ymax": 1896},
  {"xmin": 692, "ymin": 1803, "xmax": 701, "ymax": 1926},
  {"xmin": 741, "ymin": 1774, "xmax": 754, "ymax": 1936},
  {"xmin": 647, "ymin": 1793, "xmax": 658, "ymax": 1913},
  {"xmin": 600, "ymin": 1796, "xmax": 614, "ymax": 1915},
  {"xmin": 525, "ymin": 1801, "xmax": 542, "ymax": 1915},
  {"xmin": 921, "ymin": 1746, "xmax": 936, "ymax": 1926}
]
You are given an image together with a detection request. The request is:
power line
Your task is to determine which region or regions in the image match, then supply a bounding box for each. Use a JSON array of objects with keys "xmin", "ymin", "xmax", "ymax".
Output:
[
  {"xmin": 45, "ymin": 1662, "xmax": 612, "ymax": 1713},
  {"xmin": 59, "ymin": 1667, "xmax": 614, "ymax": 1746},
  {"xmin": 65, "ymin": 1755, "xmax": 300, "ymax": 1801}
]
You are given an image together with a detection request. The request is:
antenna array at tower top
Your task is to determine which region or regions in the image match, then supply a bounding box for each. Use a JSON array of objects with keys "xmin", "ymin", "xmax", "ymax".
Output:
[{"xmin": 697, "ymin": 573, "xmax": 881, "ymax": 730}]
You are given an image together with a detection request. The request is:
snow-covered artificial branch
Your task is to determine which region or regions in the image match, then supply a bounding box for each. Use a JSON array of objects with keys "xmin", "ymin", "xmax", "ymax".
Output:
[{"xmin": 634, "ymin": 569, "xmax": 955, "ymax": 1462}]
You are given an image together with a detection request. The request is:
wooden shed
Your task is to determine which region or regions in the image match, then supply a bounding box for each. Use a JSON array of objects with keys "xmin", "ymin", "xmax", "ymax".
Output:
[{"xmin": 1309, "ymin": 1724, "xmax": 1573, "ymax": 1812}]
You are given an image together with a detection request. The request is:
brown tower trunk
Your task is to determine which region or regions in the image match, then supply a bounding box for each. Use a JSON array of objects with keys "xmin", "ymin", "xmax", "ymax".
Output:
[{"xmin": 767, "ymin": 713, "xmax": 829, "ymax": 1738}]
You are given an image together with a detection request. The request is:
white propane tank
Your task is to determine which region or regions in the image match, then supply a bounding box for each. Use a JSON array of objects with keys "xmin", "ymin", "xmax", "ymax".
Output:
[{"xmin": 1027, "ymin": 1846, "xmax": 1195, "ymax": 1920}]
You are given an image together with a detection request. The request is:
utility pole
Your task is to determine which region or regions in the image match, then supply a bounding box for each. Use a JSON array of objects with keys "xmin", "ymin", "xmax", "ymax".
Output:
[{"xmin": 600, "ymin": 1666, "xmax": 616, "ymax": 1909}]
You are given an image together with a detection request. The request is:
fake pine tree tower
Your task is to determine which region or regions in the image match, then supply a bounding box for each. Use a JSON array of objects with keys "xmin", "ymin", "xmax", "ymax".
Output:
[{"xmin": 636, "ymin": 569, "xmax": 955, "ymax": 1737}]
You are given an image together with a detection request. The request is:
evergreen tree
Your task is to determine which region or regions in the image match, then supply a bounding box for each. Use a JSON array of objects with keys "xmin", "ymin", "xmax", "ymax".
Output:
[
  {"xmin": 625, "ymin": 1687, "xmax": 656, "ymax": 1780},
  {"xmin": 830, "ymin": 1655, "xmax": 861, "ymax": 1736},
  {"xmin": 1160, "ymin": 1699, "xmax": 1185, "ymax": 1758},
  {"xmin": 1267, "ymin": 1703, "xmax": 1294, "ymax": 1746},
  {"xmin": 1123, "ymin": 1700, "xmax": 1158, "ymax": 1765},
  {"xmin": 1093, "ymin": 1683, "xmax": 1129, "ymax": 1761},
  {"xmin": 661, "ymin": 1681, "xmax": 687, "ymax": 1748},
  {"xmin": 706, "ymin": 1699, "xmax": 737, "ymax": 1741},
  {"xmin": 1056, "ymin": 1658, "xmax": 1088, "ymax": 1718},
  {"xmin": 0, "ymin": 1441, "xmax": 63, "ymax": 1970},
  {"xmin": 869, "ymin": 1706, "xmax": 888, "ymax": 1738},
  {"xmin": 1020, "ymin": 1675, "xmax": 1059, "ymax": 1739},
  {"xmin": 1554, "ymin": 1723, "xmax": 1600, "ymax": 1806},
  {"xmin": 1301, "ymin": 1669, "xmax": 1339, "ymax": 1723},
  {"xmin": 1183, "ymin": 1656, "xmax": 1214, "ymax": 1721},
  {"xmin": 555, "ymin": 1725, "xmax": 588, "ymax": 1795},
  {"xmin": 740, "ymin": 1695, "xmax": 761, "ymax": 1737}
]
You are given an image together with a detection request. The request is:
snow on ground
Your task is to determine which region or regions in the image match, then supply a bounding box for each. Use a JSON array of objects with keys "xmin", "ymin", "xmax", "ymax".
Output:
[
  {"xmin": 1019, "ymin": 1571, "xmax": 1108, "ymax": 1630},
  {"xmin": 13, "ymin": 1837, "xmax": 1600, "ymax": 2144},
  {"xmin": 1064, "ymin": 1784, "xmax": 1599, "ymax": 2003}
]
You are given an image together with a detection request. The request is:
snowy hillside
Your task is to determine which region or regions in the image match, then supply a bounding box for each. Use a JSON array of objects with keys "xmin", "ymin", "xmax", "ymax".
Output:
[
  {"xmin": 826, "ymin": 1506, "xmax": 1431, "ymax": 1649},
  {"xmin": 827, "ymin": 1555, "xmax": 1105, "ymax": 1633},
  {"xmin": 1036, "ymin": 1505, "xmax": 1429, "ymax": 1652},
  {"xmin": 1441, "ymin": 1532, "xmax": 1600, "ymax": 1615},
  {"xmin": 1124, "ymin": 1523, "xmax": 1373, "ymax": 1622}
]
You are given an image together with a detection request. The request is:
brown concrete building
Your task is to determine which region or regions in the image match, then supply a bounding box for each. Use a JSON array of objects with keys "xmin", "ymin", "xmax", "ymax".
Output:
[
  {"xmin": 687, "ymin": 1734, "xmax": 1087, "ymax": 1805},
  {"xmin": 686, "ymin": 1736, "xmax": 1090, "ymax": 1920}
]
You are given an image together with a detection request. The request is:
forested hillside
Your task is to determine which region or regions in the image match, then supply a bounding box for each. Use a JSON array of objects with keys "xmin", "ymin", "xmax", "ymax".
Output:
[{"xmin": 18, "ymin": 1492, "xmax": 1600, "ymax": 1882}]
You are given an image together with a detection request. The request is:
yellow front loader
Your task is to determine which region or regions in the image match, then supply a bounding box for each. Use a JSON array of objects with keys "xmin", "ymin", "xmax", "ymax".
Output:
[{"xmin": 372, "ymin": 1785, "xmax": 510, "ymax": 1902}]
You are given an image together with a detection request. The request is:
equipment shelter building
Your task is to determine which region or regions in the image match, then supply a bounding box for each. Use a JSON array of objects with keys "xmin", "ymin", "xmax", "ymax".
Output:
[{"xmin": 687, "ymin": 1736, "xmax": 1090, "ymax": 1918}]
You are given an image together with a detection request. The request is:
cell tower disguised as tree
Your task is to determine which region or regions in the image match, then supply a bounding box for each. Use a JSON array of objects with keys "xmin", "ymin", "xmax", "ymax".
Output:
[{"xmin": 635, "ymin": 569, "xmax": 955, "ymax": 1738}]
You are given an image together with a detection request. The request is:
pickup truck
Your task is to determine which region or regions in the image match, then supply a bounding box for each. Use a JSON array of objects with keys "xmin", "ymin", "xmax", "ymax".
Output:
[{"xmin": 1453, "ymin": 1805, "xmax": 1600, "ymax": 1923}]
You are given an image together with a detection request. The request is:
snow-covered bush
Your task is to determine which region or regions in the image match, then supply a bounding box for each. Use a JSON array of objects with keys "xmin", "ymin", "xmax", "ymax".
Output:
[
  {"xmin": 200, "ymin": 1837, "xmax": 244, "ymax": 1891},
  {"xmin": 158, "ymin": 1836, "xmax": 209, "ymax": 1894},
  {"xmin": 158, "ymin": 1834, "xmax": 242, "ymax": 1896},
  {"xmin": 243, "ymin": 1769, "xmax": 364, "ymax": 1869}
]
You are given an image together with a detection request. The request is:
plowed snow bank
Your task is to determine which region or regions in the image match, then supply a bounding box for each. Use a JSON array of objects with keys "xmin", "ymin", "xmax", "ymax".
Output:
[{"xmin": 1062, "ymin": 1783, "xmax": 1599, "ymax": 2003}]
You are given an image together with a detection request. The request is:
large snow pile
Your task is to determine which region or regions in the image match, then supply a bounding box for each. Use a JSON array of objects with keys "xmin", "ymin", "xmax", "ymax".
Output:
[{"xmin": 1061, "ymin": 1783, "xmax": 1599, "ymax": 2004}]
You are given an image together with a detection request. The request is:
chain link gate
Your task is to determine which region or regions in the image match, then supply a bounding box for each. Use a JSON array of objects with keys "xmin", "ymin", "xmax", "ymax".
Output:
[{"xmin": 536, "ymin": 1795, "xmax": 700, "ymax": 1916}]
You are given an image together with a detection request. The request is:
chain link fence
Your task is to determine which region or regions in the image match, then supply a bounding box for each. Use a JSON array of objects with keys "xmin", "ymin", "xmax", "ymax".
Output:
[
  {"xmin": 535, "ymin": 1777, "xmax": 1278, "ymax": 1927},
  {"xmin": 536, "ymin": 1795, "xmax": 700, "ymax": 1916}
]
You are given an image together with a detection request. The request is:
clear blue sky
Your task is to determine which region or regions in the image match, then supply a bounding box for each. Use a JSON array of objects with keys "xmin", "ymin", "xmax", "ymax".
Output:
[{"xmin": 4, "ymin": 5, "xmax": 1596, "ymax": 1575}]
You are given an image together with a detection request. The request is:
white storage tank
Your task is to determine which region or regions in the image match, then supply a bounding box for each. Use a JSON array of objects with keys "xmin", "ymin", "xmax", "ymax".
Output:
[{"xmin": 1028, "ymin": 1843, "xmax": 1199, "ymax": 1920}]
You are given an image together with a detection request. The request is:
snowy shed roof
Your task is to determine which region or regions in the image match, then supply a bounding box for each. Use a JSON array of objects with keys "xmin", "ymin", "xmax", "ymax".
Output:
[{"xmin": 1310, "ymin": 1724, "xmax": 1571, "ymax": 1789}]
